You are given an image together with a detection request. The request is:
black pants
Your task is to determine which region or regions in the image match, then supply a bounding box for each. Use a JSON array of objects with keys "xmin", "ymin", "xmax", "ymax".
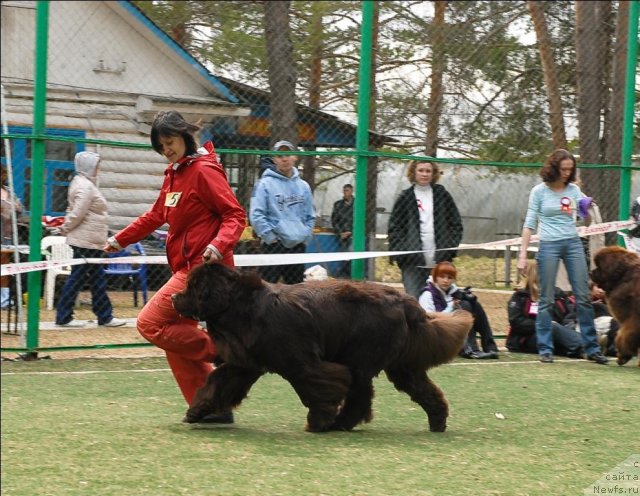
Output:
[
  {"xmin": 335, "ymin": 237, "xmax": 352, "ymax": 278},
  {"xmin": 259, "ymin": 241, "xmax": 306, "ymax": 284},
  {"xmin": 459, "ymin": 299, "xmax": 499, "ymax": 353}
]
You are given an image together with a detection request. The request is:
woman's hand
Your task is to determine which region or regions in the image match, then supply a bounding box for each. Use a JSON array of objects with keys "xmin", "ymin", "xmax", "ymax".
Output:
[
  {"xmin": 103, "ymin": 244, "xmax": 120, "ymax": 253},
  {"xmin": 517, "ymin": 253, "xmax": 528, "ymax": 275},
  {"xmin": 202, "ymin": 245, "xmax": 222, "ymax": 264},
  {"xmin": 104, "ymin": 236, "xmax": 123, "ymax": 253}
]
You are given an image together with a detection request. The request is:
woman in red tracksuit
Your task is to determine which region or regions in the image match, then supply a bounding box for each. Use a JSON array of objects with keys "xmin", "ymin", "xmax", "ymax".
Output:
[{"xmin": 105, "ymin": 111, "xmax": 246, "ymax": 423}]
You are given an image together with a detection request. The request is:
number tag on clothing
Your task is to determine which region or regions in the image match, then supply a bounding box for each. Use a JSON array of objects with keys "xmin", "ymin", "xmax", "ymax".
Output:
[
  {"xmin": 529, "ymin": 302, "xmax": 539, "ymax": 315},
  {"xmin": 165, "ymin": 192, "xmax": 182, "ymax": 207}
]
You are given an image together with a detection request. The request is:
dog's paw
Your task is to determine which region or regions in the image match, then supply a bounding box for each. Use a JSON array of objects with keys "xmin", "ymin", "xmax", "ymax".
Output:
[
  {"xmin": 305, "ymin": 422, "xmax": 331, "ymax": 433},
  {"xmin": 327, "ymin": 420, "xmax": 354, "ymax": 432},
  {"xmin": 428, "ymin": 416, "xmax": 447, "ymax": 433},
  {"xmin": 616, "ymin": 355, "xmax": 634, "ymax": 366}
]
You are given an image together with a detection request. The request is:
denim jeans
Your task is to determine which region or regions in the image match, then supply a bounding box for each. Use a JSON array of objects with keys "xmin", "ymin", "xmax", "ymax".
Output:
[
  {"xmin": 507, "ymin": 321, "xmax": 583, "ymax": 357},
  {"xmin": 55, "ymin": 246, "xmax": 114, "ymax": 325},
  {"xmin": 535, "ymin": 237, "xmax": 599, "ymax": 356}
]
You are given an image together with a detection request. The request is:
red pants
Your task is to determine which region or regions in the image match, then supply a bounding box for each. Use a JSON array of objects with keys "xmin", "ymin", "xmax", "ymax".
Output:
[{"xmin": 136, "ymin": 268, "xmax": 216, "ymax": 405}]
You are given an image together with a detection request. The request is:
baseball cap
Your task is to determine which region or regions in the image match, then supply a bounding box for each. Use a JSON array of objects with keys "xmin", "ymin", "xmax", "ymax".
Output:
[{"xmin": 272, "ymin": 140, "xmax": 297, "ymax": 151}]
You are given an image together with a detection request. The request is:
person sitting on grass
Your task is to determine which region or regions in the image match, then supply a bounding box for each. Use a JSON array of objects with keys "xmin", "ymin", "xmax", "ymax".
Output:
[
  {"xmin": 419, "ymin": 261, "xmax": 499, "ymax": 359},
  {"xmin": 506, "ymin": 260, "xmax": 583, "ymax": 359}
]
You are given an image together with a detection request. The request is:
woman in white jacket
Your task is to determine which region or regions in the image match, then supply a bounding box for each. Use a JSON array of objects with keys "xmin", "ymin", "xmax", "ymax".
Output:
[
  {"xmin": 419, "ymin": 261, "xmax": 499, "ymax": 359},
  {"xmin": 55, "ymin": 151, "xmax": 125, "ymax": 327}
]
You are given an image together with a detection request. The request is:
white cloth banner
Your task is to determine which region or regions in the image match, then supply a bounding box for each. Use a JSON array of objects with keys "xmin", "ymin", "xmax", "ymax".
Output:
[{"xmin": 1, "ymin": 219, "xmax": 635, "ymax": 276}]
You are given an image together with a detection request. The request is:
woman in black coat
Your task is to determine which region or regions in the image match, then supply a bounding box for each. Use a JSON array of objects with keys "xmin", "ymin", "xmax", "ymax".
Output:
[{"xmin": 388, "ymin": 160, "xmax": 463, "ymax": 298}]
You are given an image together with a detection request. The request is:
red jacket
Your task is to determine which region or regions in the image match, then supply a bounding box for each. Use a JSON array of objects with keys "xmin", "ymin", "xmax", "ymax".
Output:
[{"xmin": 114, "ymin": 141, "xmax": 246, "ymax": 273}]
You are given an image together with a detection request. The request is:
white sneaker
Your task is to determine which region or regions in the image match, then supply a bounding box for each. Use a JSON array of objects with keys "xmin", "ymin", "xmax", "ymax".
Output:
[
  {"xmin": 101, "ymin": 317, "xmax": 127, "ymax": 327},
  {"xmin": 56, "ymin": 319, "xmax": 86, "ymax": 328}
]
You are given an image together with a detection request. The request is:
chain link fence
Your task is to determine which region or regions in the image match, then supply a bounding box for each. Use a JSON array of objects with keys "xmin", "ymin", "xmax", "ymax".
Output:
[{"xmin": 1, "ymin": 0, "xmax": 638, "ymax": 356}]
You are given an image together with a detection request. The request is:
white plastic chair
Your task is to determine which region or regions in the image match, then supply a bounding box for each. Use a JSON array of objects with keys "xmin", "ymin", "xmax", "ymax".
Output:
[{"xmin": 41, "ymin": 236, "xmax": 73, "ymax": 310}]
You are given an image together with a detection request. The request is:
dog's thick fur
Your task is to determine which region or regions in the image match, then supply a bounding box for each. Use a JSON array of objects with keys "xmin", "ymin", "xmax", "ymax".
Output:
[
  {"xmin": 591, "ymin": 246, "xmax": 640, "ymax": 366},
  {"xmin": 173, "ymin": 263, "xmax": 472, "ymax": 432}
]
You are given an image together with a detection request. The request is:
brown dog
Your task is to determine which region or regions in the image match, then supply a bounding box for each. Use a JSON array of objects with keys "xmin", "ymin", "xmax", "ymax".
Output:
[
  {"xmin": 173, "ymin": 263, "xmax": 473, "ymax": 433},
  {"xmin": 591, "ymin": 246, "xmax": 640, "ymax": 366}
]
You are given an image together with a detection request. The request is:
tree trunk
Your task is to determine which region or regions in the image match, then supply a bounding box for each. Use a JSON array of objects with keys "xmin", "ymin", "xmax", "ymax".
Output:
[
  {"xmin": 604, "ymin": 0, "xmax": 627, "ymax": 167},
  {"xmin": 576, "ymin": 0, "xmax": 617, "ymax": 231},
  {"xmin": 263, "ymin": 1, "xmax": 298, "ymax": 146},
  {"xmin": 575, "ymin": 0, "xmax": 604, "ymax": 166},
  {"xmin": 527, "ymin": 1, "xmax": 567, "ymax": 149},
  {"xmin": 302, "ymin": 3, "xmax": 324, "ymax": 191},
  {"xmin": 425, "ymin": 0, "xmax": 446, "ymax": 156},
  {"xmin": 596, "ymin": 0, "xmax": 621, "ymax": 231}
]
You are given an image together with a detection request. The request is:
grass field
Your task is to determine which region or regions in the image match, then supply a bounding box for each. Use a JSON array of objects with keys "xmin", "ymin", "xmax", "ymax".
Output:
[{"xmin": 2, "ymin": 354, "xmax": 638, "ymax": 496}]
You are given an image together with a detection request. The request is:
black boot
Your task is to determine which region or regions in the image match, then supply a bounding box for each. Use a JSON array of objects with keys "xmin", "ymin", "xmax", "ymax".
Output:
[{"xmin": 183, "ymin": 411, "xmax": 234, "ymax": 424}]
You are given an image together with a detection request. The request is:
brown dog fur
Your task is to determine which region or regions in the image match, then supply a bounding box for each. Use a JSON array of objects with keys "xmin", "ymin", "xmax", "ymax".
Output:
[
  {"xmin": 172, "ymin": 263, "xmax": 472, "ymax": 432},
  {"xmin": 591, "ymin": 246, "xmax": 640, "ymax": 366}
]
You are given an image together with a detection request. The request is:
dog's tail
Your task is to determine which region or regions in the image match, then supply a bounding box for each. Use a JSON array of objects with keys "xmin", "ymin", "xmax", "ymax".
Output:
[{"xmin": 404, "ymin": 301, "xmax": 473, "ymax": 368}]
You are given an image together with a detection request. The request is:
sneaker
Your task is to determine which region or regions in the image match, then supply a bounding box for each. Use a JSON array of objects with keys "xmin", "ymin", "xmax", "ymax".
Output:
[
  {"xmin": 470, "ymin": 351, "xmax": 498, "ymax": 359},
  {"xmin": 55, "ymin": 319, "xmax": 86, "ymax": 328},
  {"xmin": 101, "ymin": 317, "xmax": 127, "ymax": 327},
  {"xmin": 539, "ymin": 353, "xmax": 554, "ymax": 363},
  {"xmin": 183, "ymin": 411, "xmax": 234, "ymax": 424},
  {"xmin": 587, "ymin": 352, "xmax": 609, "ymax": 365},
  {"xmin": 459, "ymin": 350, "xmax": 479, "ymax": 359}
]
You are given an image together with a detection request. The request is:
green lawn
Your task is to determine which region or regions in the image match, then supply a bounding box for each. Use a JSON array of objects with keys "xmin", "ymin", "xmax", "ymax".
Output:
[{"xmin": 2, "ymin": 355, "xmax": 638, "ymax": 496}]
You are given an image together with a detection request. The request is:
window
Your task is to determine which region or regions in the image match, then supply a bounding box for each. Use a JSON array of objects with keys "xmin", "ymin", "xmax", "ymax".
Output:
[{"xmin": 0, "ymin": 127, "xmax": 85, "ymax": 216}]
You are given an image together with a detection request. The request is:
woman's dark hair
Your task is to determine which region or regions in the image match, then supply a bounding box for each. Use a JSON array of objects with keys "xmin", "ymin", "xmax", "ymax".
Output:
[
  {"xmin": 540, "ymin": 149, "xmax": 577, "ymax": 184},
  {"xmin": 150, "ymin": 111, "xmax": 200, "ymax": 156}
]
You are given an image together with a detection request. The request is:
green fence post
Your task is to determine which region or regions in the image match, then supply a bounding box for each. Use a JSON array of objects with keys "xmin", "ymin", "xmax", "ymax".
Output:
[
  {"xmin": 25, "ymin": 0, "xmax": 50, "ymax": 357},
  {"xmin": 352, "ymin": 0, "xmax": 375, "ymax": 280},
  {"xmin": 618, "ymin": 0, "xmax": 639, "ymax": 241}
]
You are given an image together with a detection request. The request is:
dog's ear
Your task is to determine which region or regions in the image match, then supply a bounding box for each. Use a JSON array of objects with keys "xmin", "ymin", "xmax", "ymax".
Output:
[
  {"xmin": 236, "ymin": 269, "xmax": 264, "ymax": 291},
  {"xmin": 593, "ymin": 247, "xmax": 632, "ymax": 292}
]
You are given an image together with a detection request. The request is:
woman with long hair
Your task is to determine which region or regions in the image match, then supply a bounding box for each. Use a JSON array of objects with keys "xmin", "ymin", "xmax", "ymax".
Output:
[{"xmin": 517, "ymin": 149, "xmax": 606, "ymax": 364}]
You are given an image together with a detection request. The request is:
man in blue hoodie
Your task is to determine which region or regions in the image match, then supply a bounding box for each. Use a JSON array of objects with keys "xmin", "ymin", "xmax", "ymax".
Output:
[{"xmin": 250, "ymin": 140, "xmax": 316, "ymax": 283}]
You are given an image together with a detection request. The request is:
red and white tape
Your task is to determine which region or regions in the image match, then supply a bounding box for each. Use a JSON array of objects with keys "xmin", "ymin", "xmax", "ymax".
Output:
[{"xmin": 1, "ymin": 219, "xmax": 635, "ymax": 277}]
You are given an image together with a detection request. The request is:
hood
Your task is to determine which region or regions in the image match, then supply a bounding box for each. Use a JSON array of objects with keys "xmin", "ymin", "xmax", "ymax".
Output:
[
  {"xmin": 74, "ymin": 151, "xmax": 100, "ymax": 179},
  {"xmin": 262, "ymin": 166, "xmax": 300, "ymax": 181},
  {"xmin": 259, "ymin": 156, "xmax": 276, "ymax": 173}
]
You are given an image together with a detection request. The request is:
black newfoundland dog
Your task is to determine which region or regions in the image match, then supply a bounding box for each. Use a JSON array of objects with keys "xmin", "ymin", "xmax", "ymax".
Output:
[{"xmin": 172, "ymin": 263, "xmax": 472, "ymax": 433}]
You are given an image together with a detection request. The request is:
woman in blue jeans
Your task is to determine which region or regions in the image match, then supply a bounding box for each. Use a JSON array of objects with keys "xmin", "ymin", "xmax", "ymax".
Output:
[
  {"xmin": 507, "ymin": 260, "xmax": 583, "ymax": 358},
  {"xmin": 516, "ymin": 149, "xmax": 607, "ymax": 365}
]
